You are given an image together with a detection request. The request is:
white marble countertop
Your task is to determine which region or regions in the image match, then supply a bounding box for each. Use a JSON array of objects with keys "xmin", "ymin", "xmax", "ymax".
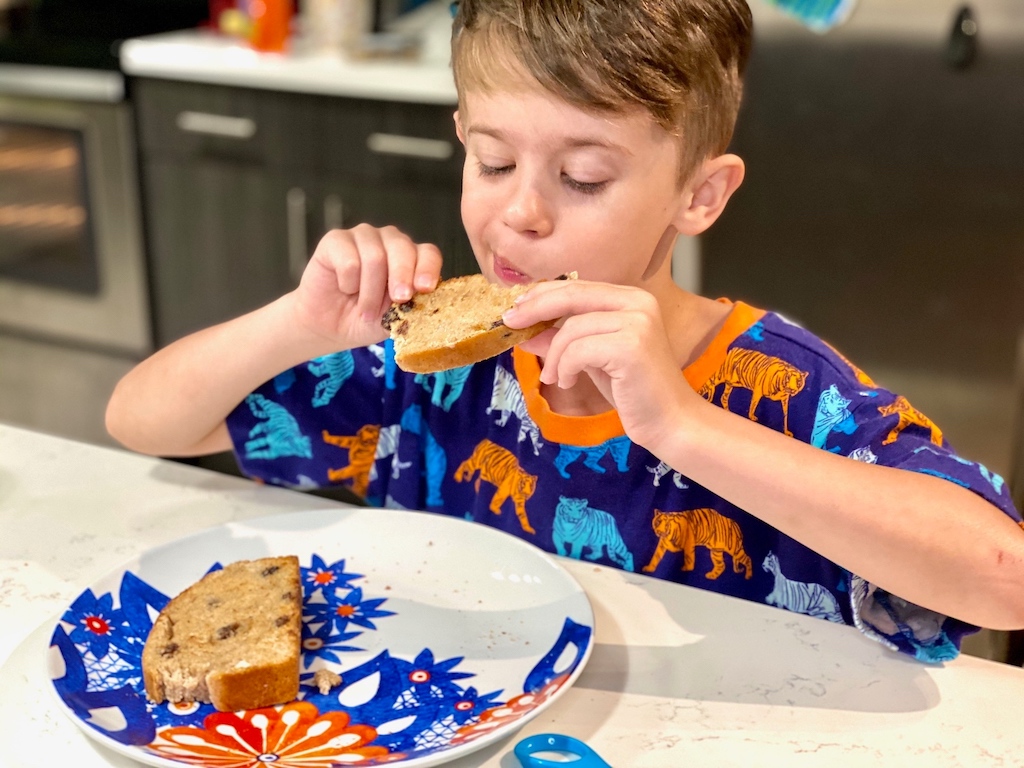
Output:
[
  {"xmin": 120, "ymin": 3, "xmax": 458, "ymax": 104},
  {"xmin": 3, "ymin": 421, "xmax": 1024, "ymax": 767}
]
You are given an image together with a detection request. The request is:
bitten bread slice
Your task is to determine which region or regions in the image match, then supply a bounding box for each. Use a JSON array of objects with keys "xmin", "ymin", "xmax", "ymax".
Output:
[
  {"xmin": 382, "ymin": 272, "xmax": 576, "ymax": 373},
  {"xmin": 142, "ymin": 555, "xmax": 302, "ymax": 712}
]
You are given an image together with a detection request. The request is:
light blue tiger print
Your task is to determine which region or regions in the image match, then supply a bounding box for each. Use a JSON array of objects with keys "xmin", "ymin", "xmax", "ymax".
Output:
[
  {"xmin": 763, "ymin": 551, "xmax": 843, "ymax": 623},
  {"xmin": 811, "ymin": 384, "xmax": 857, "ymax": 450},
  {"xmin": 415, "ymin": 365, "xmax": 472, "ymax": 412},
  {"xmin": 244, "ymin": 393, "xmax": 312, "ymax": 460},
  {"xmin": 912, "ymin": 445, "xmax": 1005, "ymax": 493},
  {"xmin": 400, "ymin": 404, "xmax": 446, "ymax": 507},
  {"xmin": 368, "ymin": 339, "xmax": 398, "ymax": 390},
  {"xmin": 553, "ymin": 496, "xmax": 634, "ymax": 571},
  {"xmin": 554, "ymin": 435, "xmax": 631, "ymax": 479},
  {"xmin": 307, "ymin": 350, "xmax": 355, "ymax": 407}
]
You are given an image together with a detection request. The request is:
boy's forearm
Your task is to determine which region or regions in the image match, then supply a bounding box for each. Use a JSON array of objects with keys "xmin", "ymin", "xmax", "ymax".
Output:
[
  {"xmin": 106, "ymin": 293, "xmax": 343, "ymax": 457},
  {"xmin": 654, "ymin": 402, "xmax": 1024, "ymax": 629}
]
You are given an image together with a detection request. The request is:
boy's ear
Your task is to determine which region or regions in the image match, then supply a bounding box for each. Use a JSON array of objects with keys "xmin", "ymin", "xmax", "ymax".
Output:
[
  {"xmin": 673, "ymin": 154, "xmax": 745, "ymax": 237},
  {"xmin": 454, "ymin": 111, "xmax": 465, "ymax": 145}
]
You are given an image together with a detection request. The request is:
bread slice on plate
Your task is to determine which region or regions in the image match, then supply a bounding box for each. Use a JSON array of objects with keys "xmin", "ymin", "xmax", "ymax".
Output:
[
  {"xmin": 382, "ymin": 272, "xmax": 576, "ymax": 373},
  {"xmin": 141, "ymin": 555, "xmax": 302, "ymax": 712}
]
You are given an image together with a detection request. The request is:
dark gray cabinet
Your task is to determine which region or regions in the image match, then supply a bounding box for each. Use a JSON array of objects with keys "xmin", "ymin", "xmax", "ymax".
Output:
[
  {"xmin": 702, "ymin": 2, "xmax": 1024, "ymax": 379},
  {"xmin": 132, "ymin": 77, "xmax": 473, "ymax": 347}
]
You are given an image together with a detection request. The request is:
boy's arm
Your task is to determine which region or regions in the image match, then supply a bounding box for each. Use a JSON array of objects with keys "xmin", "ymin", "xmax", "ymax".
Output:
[
  {"xmin": 508, "ymin": 279, "xmax": 1024, "ymax": 631},
  {"xmin": 106, "ymin": 294, "xmax": 338, "ymax": 456},
  {"xmin": 106, "ymin": 226, "xmax": 441, "ymax": 457},
  {"xmin": 663, "ymin": 401, "xmax": 1024, "ymax": 631}
]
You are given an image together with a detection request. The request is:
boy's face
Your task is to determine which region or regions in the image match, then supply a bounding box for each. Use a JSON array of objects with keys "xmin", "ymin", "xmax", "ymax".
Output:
[{"xmin": 455, "ymin": 86, "xmax": 691, "ymax": 287}]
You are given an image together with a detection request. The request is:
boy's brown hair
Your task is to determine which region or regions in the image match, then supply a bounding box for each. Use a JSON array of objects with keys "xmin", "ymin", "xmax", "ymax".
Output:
[{"xmin": 451, "ymin": 0, "xmax": 753, "ymax": 185}]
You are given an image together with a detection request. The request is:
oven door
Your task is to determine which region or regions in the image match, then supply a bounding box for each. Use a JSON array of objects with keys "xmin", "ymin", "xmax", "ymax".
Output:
[{"xmin": 0, "ymin": 87, "xmax": 151, "ymax": 356}]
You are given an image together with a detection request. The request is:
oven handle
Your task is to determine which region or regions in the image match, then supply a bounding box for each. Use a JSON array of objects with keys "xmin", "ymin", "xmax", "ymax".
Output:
[
  {"xmin": 176, "ymin": 111, "xmax": 257, "ymax": 140},
  {"xmin": 286, "ymin": 187, "xmax": 308, "ymax": 284}
]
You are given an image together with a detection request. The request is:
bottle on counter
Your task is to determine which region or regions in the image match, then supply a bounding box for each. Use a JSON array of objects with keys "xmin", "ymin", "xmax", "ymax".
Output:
[{"xmin": 247, "ymin": 0, "xmax": 294, "ymax": 52}]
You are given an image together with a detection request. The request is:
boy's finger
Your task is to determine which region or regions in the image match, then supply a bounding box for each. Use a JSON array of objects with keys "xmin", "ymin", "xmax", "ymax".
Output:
[
  {"xmin": 352, "ymin": 226, "xmax": 389, "ymax": 321},
  {"xmin": 516, "ymin": 327, "xmax": 557, "ymax": 357},
  {"xmin": 379, "ymin": 226, "xmax": 418, "ymax": 302},
  {"xmin": 318, "ymin": 231, "xmax": 361, "ymax": 296},
  {"xmin": 538, "ymin": 313, "xmax": 622, "ymax": 384},
  {"xmin": 414, "ymin": 243, "xmax": 443, "ymax": 292}
]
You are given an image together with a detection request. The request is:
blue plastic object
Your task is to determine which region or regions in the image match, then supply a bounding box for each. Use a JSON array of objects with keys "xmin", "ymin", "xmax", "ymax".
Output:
[
  {"xmin": 514, "ymin": 733, "xmax": 612, "ymax": 768},
  {"xmin": 764, "ymin": 0, "xmax": 857, "ymax": 33}
]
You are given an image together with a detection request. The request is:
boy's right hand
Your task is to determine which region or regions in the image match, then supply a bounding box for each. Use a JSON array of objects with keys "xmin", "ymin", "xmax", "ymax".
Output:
[{"xmin": 291, "ymin": 224, "xmax": 443, "ymax": 350}]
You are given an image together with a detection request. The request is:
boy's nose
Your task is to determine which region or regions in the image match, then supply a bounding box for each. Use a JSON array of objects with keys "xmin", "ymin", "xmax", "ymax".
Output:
[{"xmin": 501, "ymin": 181, "xmax": 554, "ymax": 238}]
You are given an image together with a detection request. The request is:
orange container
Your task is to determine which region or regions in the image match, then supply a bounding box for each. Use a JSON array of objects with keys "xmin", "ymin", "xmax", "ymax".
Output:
[{"xmin": 249, "ymin": 0, "xmax": 293, "ymax": 52}]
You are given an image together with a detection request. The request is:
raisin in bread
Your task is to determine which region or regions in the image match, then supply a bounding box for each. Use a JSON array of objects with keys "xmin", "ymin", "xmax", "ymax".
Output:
[
  {"xmin": 142, "ymin": 555, "xmax": 302, "ymax": 712},
  {"xmin": 382, "ymin": 272, "xmax": 576, "ymax": 373}
]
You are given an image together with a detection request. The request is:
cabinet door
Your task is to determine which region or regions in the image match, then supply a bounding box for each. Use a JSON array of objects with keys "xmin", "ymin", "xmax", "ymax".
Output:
[
  {"xmin": 142, "ymin": 158, "xmax": 297, "ymax": 345},
  {"xmin": 311, "ymin": 179, "xmax": 477, "ymax": 280}
]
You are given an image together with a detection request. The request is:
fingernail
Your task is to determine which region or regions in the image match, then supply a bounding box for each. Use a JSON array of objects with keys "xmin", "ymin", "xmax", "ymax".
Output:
[
  {"xmin": 393, "ymin": 285, "xmax": 412, "ymax": 301},
  {"xmin": 415, "ymin": 274, "xmax": 435, "ymax": 290},
  {"xmin": 502, "ymin": 307, "xmax": 518, "ymax": 323},
  {"xmin": 513, "ymin": 292, "xmax": 530, "ymax": 305}
]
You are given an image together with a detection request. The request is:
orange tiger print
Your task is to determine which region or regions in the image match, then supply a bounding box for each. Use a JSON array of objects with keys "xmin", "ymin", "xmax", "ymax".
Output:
[
  {"xmin": 698, "ymin": 348, "xmax": 808, "ymax": 437},
  {"xmin": 877, "ymin": 396, "xmax": 942, "ymax": 446},
  {"xmin": 322, "ymin": 424, "xmax": 380, "ymax": 497},
  {"xmin": 823, "ymin": 340, "xmax": 877, "ymax": 388},
  {"xmin": 454, "ymin": 439, "xmax": 538, "ymax": 534},
  {"xmin": 642, "ymin": 508, "xmax": 752, "ymax": 580}
]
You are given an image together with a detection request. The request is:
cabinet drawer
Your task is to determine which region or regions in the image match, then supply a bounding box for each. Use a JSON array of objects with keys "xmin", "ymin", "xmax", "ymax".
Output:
[{"xmin": 132, "ymin": 77, "xmax": 463, "ymax": 183}]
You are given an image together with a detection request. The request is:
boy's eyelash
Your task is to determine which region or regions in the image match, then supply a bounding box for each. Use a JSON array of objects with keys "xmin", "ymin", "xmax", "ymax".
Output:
[
  {"xmin": 562, "ymin": 176, "xmax": 607, "ymax": 195},
  {"xmin": 477, "ymin": 161, "xmax": 513, "ymax": 177},
  {"xmin": 476, "ymin": 161, "xmax": 608, "ymax": 195}
]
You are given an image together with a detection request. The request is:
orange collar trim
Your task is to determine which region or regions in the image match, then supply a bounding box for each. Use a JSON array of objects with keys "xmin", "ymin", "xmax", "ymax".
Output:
[{"xmin": 511, "ymin": 299, "xmax": 766, "ymax": 447}]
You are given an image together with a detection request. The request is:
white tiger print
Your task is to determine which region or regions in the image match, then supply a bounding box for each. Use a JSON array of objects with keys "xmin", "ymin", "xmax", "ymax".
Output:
[
  {"xmin": 646, "ymin": 460, "xmax": 688, "ymax": 489},
  {"xmin": 486, "ymin": 365, "xmax": 543, "ymax": 456},
  {"xmin": 763, "ymin": 552, "xmax": 843, "ymax": 623},
  {"xmin": 368, "ymin": 423, "xmax": 410, "ymax": 482}
]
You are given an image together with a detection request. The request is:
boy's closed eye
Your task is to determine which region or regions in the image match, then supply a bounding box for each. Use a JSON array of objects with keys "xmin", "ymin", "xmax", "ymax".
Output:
[{"xmin": 475, "ymin": 160, "xmax": 609, "ymax": 195}]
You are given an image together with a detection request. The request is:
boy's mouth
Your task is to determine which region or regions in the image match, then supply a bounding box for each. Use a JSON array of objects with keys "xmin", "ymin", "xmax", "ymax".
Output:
[{"xmin": 492, "ymin": 254, "xmax": 532, "ymax": 285}]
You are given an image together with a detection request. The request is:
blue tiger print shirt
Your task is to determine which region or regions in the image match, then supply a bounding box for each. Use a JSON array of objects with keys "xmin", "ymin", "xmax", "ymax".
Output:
[{"xmin": 226, "ymin": 300, "xmax": 1023, "ymax": 663}]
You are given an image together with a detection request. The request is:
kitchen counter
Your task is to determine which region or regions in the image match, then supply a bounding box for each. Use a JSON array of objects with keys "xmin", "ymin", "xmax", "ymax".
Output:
[
  {"xmin": 120, "ymin": 4, "xmax": 458, "ymax": 104},
  {"xmin": 3, "ymin": 421, "xmax": 1024, "ymax": 767}
]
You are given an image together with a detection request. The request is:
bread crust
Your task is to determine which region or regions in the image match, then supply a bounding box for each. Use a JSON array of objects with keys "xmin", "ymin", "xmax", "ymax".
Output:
[
  {"xmin": 391, "ymin": 319, "xmax": 556, "ymax": 374},
  {"xmin": 382, "ymin": 272, "xmax": 575, "ymax": 373},
  {"xmin": 141, "ymin": 555, "xmax": 301, "ymax": 712}
]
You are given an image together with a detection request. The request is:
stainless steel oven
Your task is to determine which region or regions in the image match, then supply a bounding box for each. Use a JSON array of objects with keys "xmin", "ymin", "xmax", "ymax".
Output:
[{"xmin": 0, "ymin": 67, "xmax": 152, "ymax": 444}]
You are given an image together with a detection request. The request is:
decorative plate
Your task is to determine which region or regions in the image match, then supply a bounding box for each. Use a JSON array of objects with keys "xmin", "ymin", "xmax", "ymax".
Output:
[{"xmin": 46, "ymin": 507, "xmax": 594, "ymax": 767}]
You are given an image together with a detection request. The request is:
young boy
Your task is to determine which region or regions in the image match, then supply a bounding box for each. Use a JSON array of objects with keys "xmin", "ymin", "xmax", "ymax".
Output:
[{"xmin": 106, "ymin": 0, "xmax": 1024, "ymax": 662}]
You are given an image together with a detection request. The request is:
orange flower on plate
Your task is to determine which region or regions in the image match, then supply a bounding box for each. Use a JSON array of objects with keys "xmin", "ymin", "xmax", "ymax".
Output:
[
  {"xmin": 448, "ymin": 675, "xmax": 569, "ymax": 745},
  {"xmin": 146, "ymin": 701, "xmax": 396, "ymax": 767}
]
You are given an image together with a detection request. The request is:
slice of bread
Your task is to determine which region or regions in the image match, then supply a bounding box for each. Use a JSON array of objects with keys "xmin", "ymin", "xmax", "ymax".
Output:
[
  {"xmin": 381, "ymin": 272, "xmax": 576, "ymax": 373},
  {"xmin": 141, "ymin": 555, "xmax": 302, "ymax": 712}
]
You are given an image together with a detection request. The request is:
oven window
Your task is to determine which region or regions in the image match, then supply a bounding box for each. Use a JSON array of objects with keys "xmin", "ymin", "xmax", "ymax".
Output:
[{"xmin": 0, "ymin": 122, "xmax": 99, "ymax": 295}]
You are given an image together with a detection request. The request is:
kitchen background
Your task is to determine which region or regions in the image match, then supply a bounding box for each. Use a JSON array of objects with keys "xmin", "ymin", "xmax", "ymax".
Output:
[{"xmin": 1, "ymin": 0, "xmax": 1022, "ymax": 662}]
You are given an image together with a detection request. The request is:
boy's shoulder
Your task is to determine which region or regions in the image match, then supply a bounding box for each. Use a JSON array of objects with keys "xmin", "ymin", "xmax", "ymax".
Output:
[{"xmin": 691, "ymin": 301, "xmax": 873, "ymax": 392}]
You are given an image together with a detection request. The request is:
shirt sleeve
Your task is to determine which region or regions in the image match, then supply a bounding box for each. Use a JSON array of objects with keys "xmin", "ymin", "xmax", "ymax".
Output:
[{"xmin": 225, "ymin": 344, "xmax": 391, "ymax": 492}]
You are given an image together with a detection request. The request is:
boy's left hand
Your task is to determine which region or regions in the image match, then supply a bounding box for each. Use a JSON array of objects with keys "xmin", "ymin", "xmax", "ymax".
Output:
[{"xmin": 503, "ymin": 279, "xmax": 699, "ymax": 450}]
